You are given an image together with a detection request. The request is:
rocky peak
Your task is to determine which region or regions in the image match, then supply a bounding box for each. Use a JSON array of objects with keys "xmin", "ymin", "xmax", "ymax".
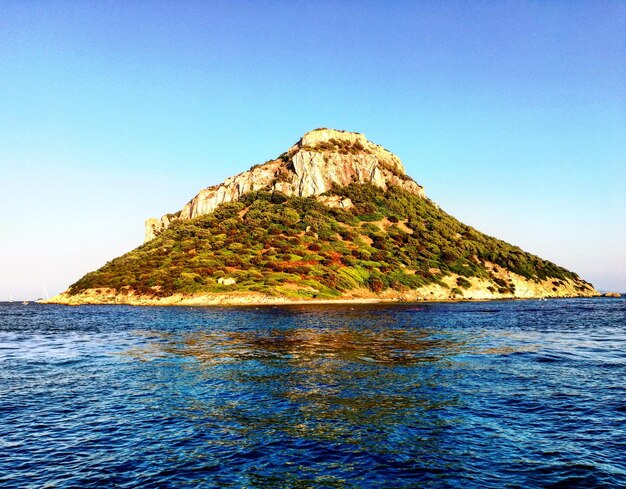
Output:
[
  {"xmin": 293, "ymin": 128, "xmax": 406, "ymax": 175},
  {"xmin": 145, "ymin": 129, "xmax": 425, "ymax": 242}
]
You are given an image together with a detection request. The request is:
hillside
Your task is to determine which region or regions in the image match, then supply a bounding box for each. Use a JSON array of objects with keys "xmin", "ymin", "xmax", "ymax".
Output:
[{"xmin": 51, "ymin": 129, "xmax": 598, "ymax": 305}]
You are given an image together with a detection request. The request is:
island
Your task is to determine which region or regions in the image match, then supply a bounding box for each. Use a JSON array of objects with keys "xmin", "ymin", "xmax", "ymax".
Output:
[{"xmin": 49, "ymin": 128, "xmax": 599, "ymax": 306}]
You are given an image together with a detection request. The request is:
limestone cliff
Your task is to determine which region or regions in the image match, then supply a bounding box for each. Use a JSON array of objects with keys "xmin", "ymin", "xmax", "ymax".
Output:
[{"xmin": 145, "ymin": 128, "xmax": 424, "ymax": 242}]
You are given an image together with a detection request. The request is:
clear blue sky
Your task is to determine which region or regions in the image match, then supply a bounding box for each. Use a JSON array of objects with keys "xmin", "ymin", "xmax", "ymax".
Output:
[{"xmin": 1, "ymin": 1, "xmax": 624, "ymax": 299}]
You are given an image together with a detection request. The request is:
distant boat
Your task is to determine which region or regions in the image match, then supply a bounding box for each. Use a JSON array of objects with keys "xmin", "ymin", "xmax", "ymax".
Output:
[
  {"xmin": 9, "ymin": 294, "xmax": 13, "ymax": 303},
  {"xmin": 22, "ymin": 301, "xmax": 29, "ymax": 305},
  {"xmin": 36, "ymin": 283, "xmax": 49, "ymax": 304}
]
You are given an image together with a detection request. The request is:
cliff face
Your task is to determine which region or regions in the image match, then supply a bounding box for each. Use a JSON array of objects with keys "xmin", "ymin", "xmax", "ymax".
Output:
[{"xmin": 145, "ymin": 129, "xmax": 424, "ymax": 242}]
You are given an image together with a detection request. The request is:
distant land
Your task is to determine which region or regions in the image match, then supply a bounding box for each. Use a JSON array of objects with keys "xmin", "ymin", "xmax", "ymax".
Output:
[{"xmin": 49, "ymin": 128, "xmax": 599, "ymax": 306}]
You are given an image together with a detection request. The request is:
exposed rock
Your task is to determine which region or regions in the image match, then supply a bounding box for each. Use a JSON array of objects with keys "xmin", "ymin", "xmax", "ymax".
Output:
[
  {"xmin": 316, "ymin": 195, "xmax": 354, "ymax": 209},
  {"xmin": 145, "ymin": 128, "xmax": 424, "ymax": 242},
  {"xmin": 144, "ymin": 218, "xmax": 161, "ymax": 242},
  {"xmin": 604, "ymin": 292, "xmax": 621, "ymax": 298},
  {"xmin": 217, "ymin": 277, "xmax": 236, "ymax": 286},
  {"xmin": 144, "ymin": 214, "xmax": 172, "ymax": 243}
]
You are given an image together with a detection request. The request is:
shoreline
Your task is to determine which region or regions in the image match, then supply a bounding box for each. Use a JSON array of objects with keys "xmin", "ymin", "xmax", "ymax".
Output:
[
  {"xmin": 46, "ymin": 267, "xmax": 600, "ymax": 309},
  {"xmin": 45, "ymin": 288, "xmax": 601, "ymax": 308}
]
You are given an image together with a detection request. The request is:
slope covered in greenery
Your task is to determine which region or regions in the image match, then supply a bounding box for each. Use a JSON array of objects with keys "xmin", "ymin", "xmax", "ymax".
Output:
[{"xmin": 68, "ymin": 183, "xmax": 589, "ymax": 300}]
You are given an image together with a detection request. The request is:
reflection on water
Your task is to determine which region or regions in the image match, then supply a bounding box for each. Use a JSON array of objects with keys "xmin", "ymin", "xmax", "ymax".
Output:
[
  {"xmin": 128, "ymin": 326, "xmax": 464, "ymax": 364},
  {"xmin": 1, "ymin": 299, "xmax": 625, "ymax": 488},
  {"xmin": 125, "ymin": 326, "xmax": 467, "ymax": 449}
]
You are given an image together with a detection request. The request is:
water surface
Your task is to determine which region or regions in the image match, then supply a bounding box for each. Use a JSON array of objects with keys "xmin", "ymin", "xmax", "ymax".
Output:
[{"xmin": 1, "ymin": 299, "xmax": 625, "ymax": 487}]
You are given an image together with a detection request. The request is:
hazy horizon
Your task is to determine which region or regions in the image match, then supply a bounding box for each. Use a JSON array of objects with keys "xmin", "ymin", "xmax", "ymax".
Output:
[{"xmin": 1, "ymin": 1, "xmax": 624, "ymax": 299}]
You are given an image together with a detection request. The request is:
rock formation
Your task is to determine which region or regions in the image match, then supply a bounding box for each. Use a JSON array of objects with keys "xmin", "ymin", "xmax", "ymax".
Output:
[{"xmin": 145, "ymin": 128, "xmax": 424, "ymax": 242}]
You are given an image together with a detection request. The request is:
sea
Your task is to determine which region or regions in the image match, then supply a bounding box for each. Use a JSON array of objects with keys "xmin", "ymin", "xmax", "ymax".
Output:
[{"xmin": 0, "ymin": 298, "xmax": 624, "ymax": 488}]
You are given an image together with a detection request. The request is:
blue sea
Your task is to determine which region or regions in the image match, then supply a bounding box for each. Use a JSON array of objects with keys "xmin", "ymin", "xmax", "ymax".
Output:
[{"xmin": 1, "ymin": 298, "xmax": 625, "ymax": 488}]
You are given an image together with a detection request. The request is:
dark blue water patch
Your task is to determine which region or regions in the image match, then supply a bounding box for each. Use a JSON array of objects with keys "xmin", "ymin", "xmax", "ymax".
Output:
[{"xmin": 0, "ymin": 298, "xmax": 625, "ymax": 488}]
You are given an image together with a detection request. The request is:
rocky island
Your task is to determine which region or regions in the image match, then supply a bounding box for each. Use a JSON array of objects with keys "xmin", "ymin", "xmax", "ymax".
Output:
[{"xmin": 50, "ymin": 128, "xmax": 599, "ymax": 306}]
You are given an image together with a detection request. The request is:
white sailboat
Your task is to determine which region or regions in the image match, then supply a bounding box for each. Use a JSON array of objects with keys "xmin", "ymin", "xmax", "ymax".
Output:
[
  {"xmin": 36, "ymin": 283, "xmax": 49, "ymax": 303},
  {"xmin": 9, "ymin": 293, "xmax": 13, "ymax": 303}
]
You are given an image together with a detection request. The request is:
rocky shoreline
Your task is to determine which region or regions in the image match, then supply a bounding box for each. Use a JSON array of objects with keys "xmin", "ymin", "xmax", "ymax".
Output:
[{"xmin": 47, "ymin": 275, "xmax": 599, "ymax": 307}]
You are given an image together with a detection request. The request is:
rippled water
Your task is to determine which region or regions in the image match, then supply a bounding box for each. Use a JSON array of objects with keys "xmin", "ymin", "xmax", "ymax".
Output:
[{"xmin": 1, "ymin": 299, "xmax": 625, "ymax": 488}]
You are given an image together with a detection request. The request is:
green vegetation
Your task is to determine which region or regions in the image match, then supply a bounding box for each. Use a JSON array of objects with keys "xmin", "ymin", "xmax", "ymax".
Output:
[
  {"xmin": 69, "ymin": 183, "xmax": 582, "ymax": 299},
  {"xmin": 300, "ymin": 138, "xmax": 367, "ymax": 155}
]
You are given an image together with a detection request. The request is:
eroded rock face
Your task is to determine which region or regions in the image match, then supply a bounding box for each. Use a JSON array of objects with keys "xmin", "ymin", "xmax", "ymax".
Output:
[
  {"xmin": 144, "ymin": 218, "xmax": 160, "ymax": 242},
  {"xmin": 316, "ymin": 195, "xmax": 354, "ymax": 209},
  {"xmin": 145, "ymin": 128, "xmax": 425, "ymax": 242}
]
